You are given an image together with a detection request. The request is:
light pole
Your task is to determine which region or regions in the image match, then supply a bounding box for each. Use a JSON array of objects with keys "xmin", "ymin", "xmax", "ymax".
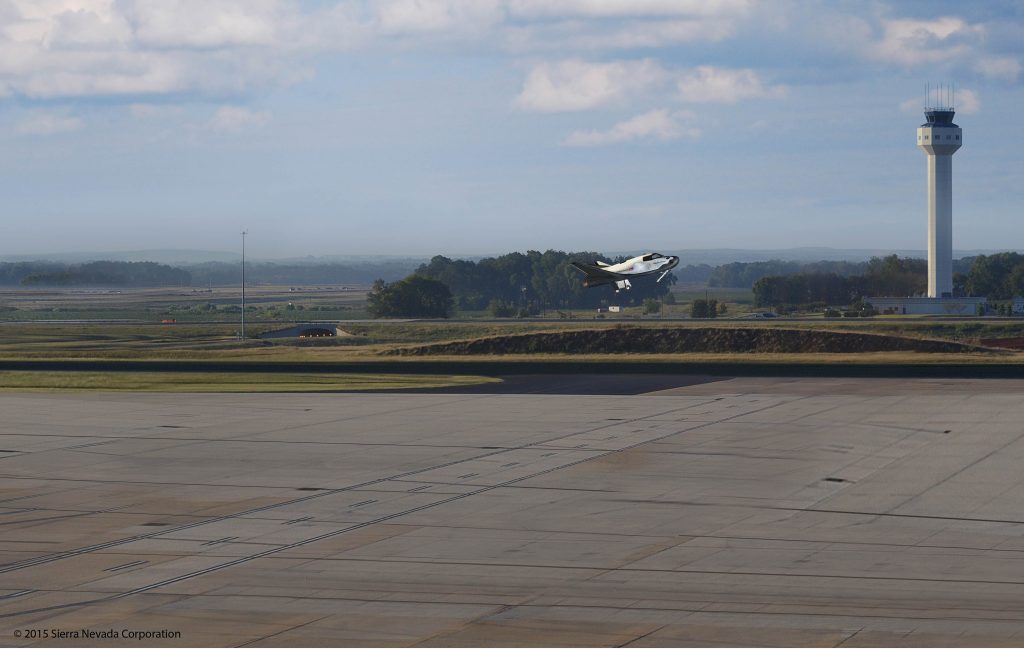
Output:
[{"xmin": 240, "ymin": 230, "xmax": 247, "ymax": 339}]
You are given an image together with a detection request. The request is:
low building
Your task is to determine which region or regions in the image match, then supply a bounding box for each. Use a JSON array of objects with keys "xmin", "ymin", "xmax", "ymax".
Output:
[{"xmin": 870, "ymin": 296, "xmax": 986, "ymax": 316}]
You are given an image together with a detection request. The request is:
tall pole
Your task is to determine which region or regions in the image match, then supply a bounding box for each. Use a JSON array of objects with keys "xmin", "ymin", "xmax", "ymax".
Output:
[{"xmin": 241, "ymin": 230, "xmax": 247, "ymax": 339}]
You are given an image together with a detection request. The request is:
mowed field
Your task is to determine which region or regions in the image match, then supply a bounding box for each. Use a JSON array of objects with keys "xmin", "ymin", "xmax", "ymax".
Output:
[{"xmin": 2, "ymin": 286, "xmax": 1024, "ymax": 392}]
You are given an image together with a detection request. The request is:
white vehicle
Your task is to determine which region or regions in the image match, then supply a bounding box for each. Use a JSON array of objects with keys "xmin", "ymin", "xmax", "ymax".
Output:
[{"xmin": 571, "ymin": 253, "xmax": 679, "ymax": 292}]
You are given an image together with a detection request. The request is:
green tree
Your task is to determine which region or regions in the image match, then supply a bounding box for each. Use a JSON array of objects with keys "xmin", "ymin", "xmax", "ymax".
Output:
[
  {"xmin": 707, "ymin": 299, "xmax": 718, "ymax": 318},
  {"xmin": 642, "ymin": 298, "xmax": 661, "ymax": 315},
  {"xmin": 367, "ymin": 276, "xmax": 454, "ymax": 318},
  {"xmin": 415, "ymin": 249, "xmax": 673, "ymax": 310},
  {"xmin": 690, "ymin": 299, "xmax": 708, "ymax": 318},
  {"xmin": 487, "ymin": 299, "xmax": 516, "ymax": 317}
]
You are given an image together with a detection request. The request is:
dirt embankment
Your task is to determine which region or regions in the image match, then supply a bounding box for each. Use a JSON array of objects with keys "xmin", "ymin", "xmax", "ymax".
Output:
[
  {"xmin": 981, "ymin": 337, "xmax": 1024, "ymax": 350},
  {"xmin": 387, "ymin": 327, "xmax": 987, "ymax": 356}
]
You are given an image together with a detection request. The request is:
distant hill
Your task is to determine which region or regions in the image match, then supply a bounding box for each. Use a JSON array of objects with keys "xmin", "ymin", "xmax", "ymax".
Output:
[{"xmin": 1, "ymin": 249, "xmax": 239, "ymax": 264}]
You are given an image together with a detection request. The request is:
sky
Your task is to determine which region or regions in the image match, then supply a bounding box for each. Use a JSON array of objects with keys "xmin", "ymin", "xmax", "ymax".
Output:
[{"xmin": 0, "ymin": 0, "xmax": 1022, "ymax": 260}]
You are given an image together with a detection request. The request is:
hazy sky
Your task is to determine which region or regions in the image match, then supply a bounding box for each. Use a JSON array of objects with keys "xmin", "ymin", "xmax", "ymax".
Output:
[{"xmin": 1, "ymin": 0, "xmax": 1022, "ymax": 259}]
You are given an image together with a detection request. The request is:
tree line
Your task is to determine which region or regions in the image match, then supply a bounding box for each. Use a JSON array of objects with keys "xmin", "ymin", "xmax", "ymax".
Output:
[
  {"xmin": 185, "ymin": 261, "xmax": 416, "ymax": 286},
  {"xmin": 710, "ymin": 257, "xmax": 976, "ymax": 289},
  {"xmin": 752, "ymin": 253, "xmax": 1024, "ymax": 308},
  {"xmin": 8, "ymin": 261, "xmax": 191, "ymax": 287},
  {"xmin": 0, "ymin": 259, "xmax": 419, "ymax": 287},
  {"xmin": 414, "ymin": 250, "xmax": 674, "ymax": 312}
]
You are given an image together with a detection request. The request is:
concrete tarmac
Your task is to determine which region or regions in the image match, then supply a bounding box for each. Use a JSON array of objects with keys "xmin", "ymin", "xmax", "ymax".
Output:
[{"xmin": 4, "ymin": 377, "xmax": 1024, "ymax": 646}]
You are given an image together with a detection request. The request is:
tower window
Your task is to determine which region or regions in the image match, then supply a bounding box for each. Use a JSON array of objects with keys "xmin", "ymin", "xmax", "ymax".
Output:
[{"xmin": 956, "ymin": 135, "xmax": 960, "ymax": 140}]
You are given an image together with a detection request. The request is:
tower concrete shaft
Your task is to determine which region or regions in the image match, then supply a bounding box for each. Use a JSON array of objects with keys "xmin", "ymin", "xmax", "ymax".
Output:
[{"xmin": 917, "ymin": 108, "xmax": 961, "ymax": 298}]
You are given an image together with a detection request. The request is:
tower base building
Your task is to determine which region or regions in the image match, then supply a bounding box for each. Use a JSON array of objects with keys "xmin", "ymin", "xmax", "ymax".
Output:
[{"xmin": 870, "ymin": 296, "xmax": 985, "ymax": 316}]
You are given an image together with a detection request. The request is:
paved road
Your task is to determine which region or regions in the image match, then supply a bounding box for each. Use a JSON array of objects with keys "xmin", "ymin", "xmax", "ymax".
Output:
[
  {"xmin": 5, "ymin": 378, "xmax": 1024, "ymax": 645},
  {"xmin": 4, "ymin": 358, "xmax": 1024, "ymax": 379}
]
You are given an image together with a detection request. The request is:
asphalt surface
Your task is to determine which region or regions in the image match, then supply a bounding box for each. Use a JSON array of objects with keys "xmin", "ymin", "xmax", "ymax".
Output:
[
  {"xmin": 3, "ymin": 358, "xmax": 1024, "ymax": 379},
  {"xmin": 407, "ymin": 373, "xmax": 727, "ymax": 394},
  {"xmin": 6, "ymin": 378, "xmax": 1024, "ymax": 645}
]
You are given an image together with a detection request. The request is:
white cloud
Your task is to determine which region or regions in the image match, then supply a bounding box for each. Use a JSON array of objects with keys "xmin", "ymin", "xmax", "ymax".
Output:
[
  {"xmin": 516, "ymin": 58, "xmax": 664, "ymax": 112},
  {"xmin": 562, "ymin": 109, "xmax": 698, "ymax": 147},
  {"xmin": 374, "ymin": 0, "xmax": 504, "ymax": 35},
  {"xmin": 0, "ymin": 1, "xmax": 340, "ymax": 100},
  {"xmin": 870, "ymin": 17, "xmax": 982, "ymax": 66},
  {"xmin": 503, "ymin": 18, "xmax": 735, "ymax": 52},
  {"xmin": 900, "ymin": 88, "xmax": 980, "ymax": 115},
  {"xmin": 676, "ymin": 66, "xmax": 783, "ymax": 103},
  {"xmin": 209, "ymin": 106, "xmax": 269, "ymax": 131},
  {"xmin": 899, "ymin": 97, "xmax": 922, "ymax": 115},
  {"xmin": 128, "ymin": 103, "xmax": 183, "ymax": 119},
  {"xmin": 14, "ymin": 112, "xmax": 83, "ymax": 135},
  {"xmin": 119, "ymin": 0, "xmax": 282, "ymax": 48},
  {"xmin": 507, "ymin": 0, "xmax": 751, "ymax": 19},
  {"xmin": 975, "ymin": 56, "xmax": 1021, "ymax": 81},
  {"xmin": 955, "ymin": 88, "xmax": 980, "ymax": 114}
]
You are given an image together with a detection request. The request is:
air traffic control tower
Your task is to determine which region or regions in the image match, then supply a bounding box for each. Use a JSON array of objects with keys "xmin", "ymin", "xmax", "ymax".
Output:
[
  {"xmin": 871, "ymin": 88, "xmax": 984, "ymax": 315},
  {"xmin": 917, "ymin": 94, "xmax": 961, "ymax": 298}
]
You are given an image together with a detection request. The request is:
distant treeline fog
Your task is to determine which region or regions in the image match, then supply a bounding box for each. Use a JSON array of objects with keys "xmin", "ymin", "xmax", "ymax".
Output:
[
  {"xmin": 3, "ymin": 253, "xmax": 1022, "ymax": 306},
  {"xmin": 0, "ymin": 260, "xmax": 420, "ymax": 287}
]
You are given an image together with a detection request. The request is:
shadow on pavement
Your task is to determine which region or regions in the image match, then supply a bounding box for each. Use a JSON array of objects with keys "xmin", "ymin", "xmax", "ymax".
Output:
[{"xmin": 405, "ymin": 374, "xmax": 727, "ymax": 395}]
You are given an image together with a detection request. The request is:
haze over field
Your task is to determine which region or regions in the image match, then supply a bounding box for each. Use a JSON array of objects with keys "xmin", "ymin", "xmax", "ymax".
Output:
[{"xmin": 1, "ymin": 1, "xmax": 1022, "ymax": 259}]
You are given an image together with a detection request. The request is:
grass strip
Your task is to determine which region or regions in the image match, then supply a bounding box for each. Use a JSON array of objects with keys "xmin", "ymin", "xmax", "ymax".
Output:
[{"xmin": 0, "ymin": 371, "xmax": 498, "ymax": 393}]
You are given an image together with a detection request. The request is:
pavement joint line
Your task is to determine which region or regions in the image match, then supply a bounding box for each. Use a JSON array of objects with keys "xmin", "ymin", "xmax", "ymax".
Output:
[
  {"xmin": 0, "ymin": 395, "xmax": 788, "ymax": 620},
  {"xmin": 0, "ymin": 505, "xmax": 131, "ymax": 528},
  {"xmin": 19, "ymin": 585, "xmax": 1024, "ymax": 620},
  {"xmin": 618, "ymin": 623, "xmax": 667, "ymax": 647},
  {"xmin": 22, "ymin": 588, "xmax": 1024, "ymax": 627},
  {"xmin": 609, "ymin": 499, "xmax": 1024, "ymax": 527},
  {"xmin": 881, "ymin": 419, "xmax": 1024, "ymax": 516},
  {"xmin": 285, "ymin": 553, "xmax": 1024, "ymax": 587},
  {"xmin": 0, "ymin": 430, "xmax": 543, "ymax": 450},
  {"xmin": 0, "ymin": 395, "xmax": 728, "ymax": 577},
  {"xmin": 236, "ymin": 613, "xmax": 336, "ymax": 648},
  {"xmin": 104, "ymin": 560, "xmax": 148, "ymax": 572}
]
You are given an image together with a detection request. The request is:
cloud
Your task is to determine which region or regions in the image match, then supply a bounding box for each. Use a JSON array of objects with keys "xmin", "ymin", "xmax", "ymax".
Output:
[
  {"xmin": 502, "ymin": 18, "xmax": 736, "ymax": 52},
  {"xmin": 562, "ymin": 109, "xmax": 698, "ymax": 147},
  {"xmin": 119, "ymin": 0, "xmax": 283, "ymax": 48},
  {"xmin": 955, "ymin": 88, "xmax": 980, "ymax": 114},
  {"xmin": 14, "ymin": 113, "xmax": 83, "ymax": 135},
  {"xmin": 675, "ymin": 66, "xmax": 783, "ymax": 103},
  {"xmin": 517, "ymin": 61, "xmax": 783, "ymax": 119},
  {"xmin": 374, "ymin": 0, "xmax": 504, "ymax": 35},
  {"xmin": 209, "ymin": 106, "xmax": 270, "ymax": 131},
  {"xmin": 128, "ymin": 103, "xmax": 183, "ymax": 119},
  {"xmin": 900, "ymin": 88, "xmax": 980, "ymax": 115},
  {"xmin": 507, "ymin": 0, "xmax": 751, "ymax": 19},
  {"xmin": 0, "ymin": 1, "xmax": 341, "ymax": 100},
  {"xmin": 516, "ymin": 58, "xmax": 664, "ymax": 112},
  {"xmin": 975, "ymin": 56, "xmax": 1021, "ymax": 81},
  {"xmin": 870, "ymin": 17, "xmax": 982, "ymax": 66}
]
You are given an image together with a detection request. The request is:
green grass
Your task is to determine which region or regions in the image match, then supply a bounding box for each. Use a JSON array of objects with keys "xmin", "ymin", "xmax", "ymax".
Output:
[
  {"xmin": 0, "ymin": 371, "xmax": 498, "ymax": 392},
  {"xmin": 4, "ymin": 319, "xmax": 1024, "ymax": 362}
]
